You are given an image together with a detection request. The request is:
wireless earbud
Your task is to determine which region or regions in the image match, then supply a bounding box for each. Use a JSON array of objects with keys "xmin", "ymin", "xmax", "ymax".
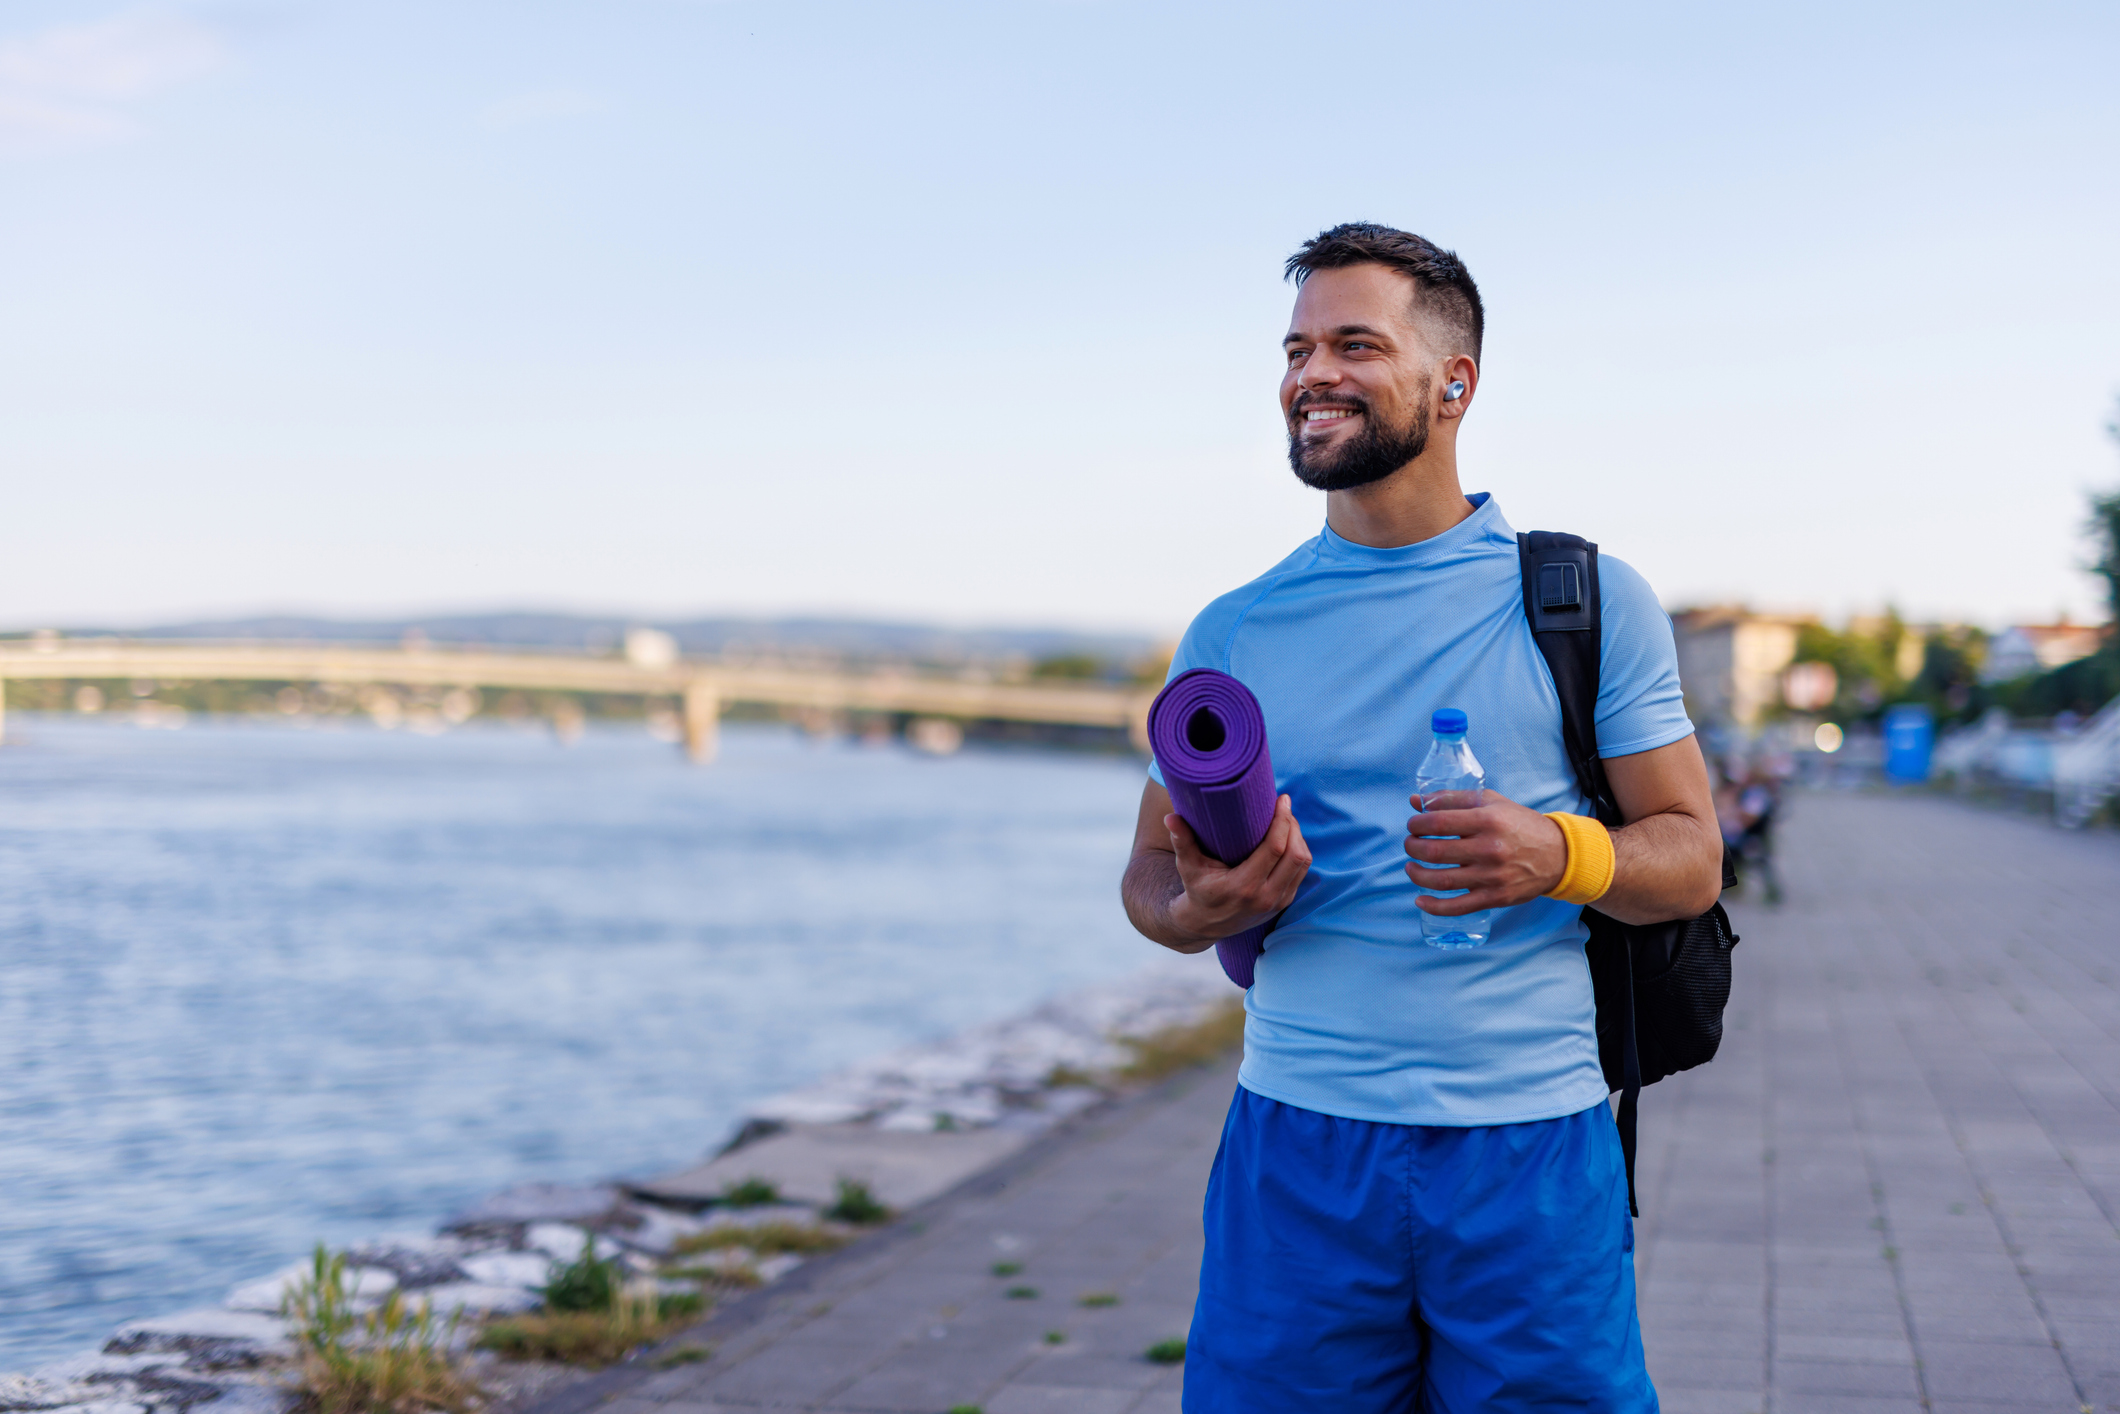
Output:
[{"xmin": 1444, "ymin": 380, "xmax": 1466, "ymax": 401}]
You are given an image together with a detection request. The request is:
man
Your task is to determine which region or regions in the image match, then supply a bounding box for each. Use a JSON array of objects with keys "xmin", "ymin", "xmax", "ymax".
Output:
[{"xmin": 1120, "ymin": 223, "xmax": 1722, "ymax": 1412}]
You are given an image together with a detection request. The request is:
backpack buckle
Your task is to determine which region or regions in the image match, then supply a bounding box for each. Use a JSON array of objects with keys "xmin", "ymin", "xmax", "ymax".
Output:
[
  {"xmin": 1526, "ymin": 546, "xmax": 1594, "ymax": 633},
  {"xmin": 1539, "ymin": 562, "xmax": 1581, "ymax": 611}
]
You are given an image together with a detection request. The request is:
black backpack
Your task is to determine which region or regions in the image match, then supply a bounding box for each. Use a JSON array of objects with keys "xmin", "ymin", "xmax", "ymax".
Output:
[{"xmin": 1517, "ymin": 531, "xmax": 1740, "ymax": 1216}]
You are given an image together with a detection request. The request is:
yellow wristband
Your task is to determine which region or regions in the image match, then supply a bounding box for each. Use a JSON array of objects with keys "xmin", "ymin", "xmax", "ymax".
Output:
[{"xmin": 1543, "ymin": 812, "xmax": 1615, "ymax": 905}]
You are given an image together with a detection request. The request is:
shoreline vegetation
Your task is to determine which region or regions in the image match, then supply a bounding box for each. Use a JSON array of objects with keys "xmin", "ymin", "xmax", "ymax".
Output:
[{"xmin": 2, "ymin": 967, "xmax": 1242, "ymax": 1414}]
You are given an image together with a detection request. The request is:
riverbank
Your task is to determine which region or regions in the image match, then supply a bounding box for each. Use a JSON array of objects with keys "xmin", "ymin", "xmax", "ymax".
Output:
[
  {"xmin": 0, "ymin": 961, "xmax": 1237, "ymax": 1414},
  {"xmin": 0, "ymin": 719, "xmax": 1161, "ymax": 1369}
]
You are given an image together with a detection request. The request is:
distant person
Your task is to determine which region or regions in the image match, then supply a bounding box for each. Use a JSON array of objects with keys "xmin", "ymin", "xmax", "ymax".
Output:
[
  {"xmin": 1121, "ymin": 224, "xmax": 1724, "ymax": 1413},
  {"xmin": 1717, "ymin": 758, "xmax": 1783, "ymax": 904}
]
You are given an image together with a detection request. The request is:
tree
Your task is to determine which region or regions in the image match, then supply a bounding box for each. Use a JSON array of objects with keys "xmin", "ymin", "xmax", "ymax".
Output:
[
  {"xmin": 2004, "ymin": 400, "xmax": 2120, "ymax": 717},
  {"xmin": 2094, "ymin": 397, "xmax": 2120, "ymax": 628}
]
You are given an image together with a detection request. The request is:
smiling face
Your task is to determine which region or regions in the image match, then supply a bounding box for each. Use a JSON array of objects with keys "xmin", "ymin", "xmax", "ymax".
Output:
[{"xmin": 1280, "ymin": 263, "xmax": 1440, "ymax": 492}]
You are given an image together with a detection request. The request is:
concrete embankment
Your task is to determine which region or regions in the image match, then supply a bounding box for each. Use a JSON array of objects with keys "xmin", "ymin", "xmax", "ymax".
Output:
[{"xmin": 0, "ymin": 958, "xmax": 1234, "ymax": 1414}]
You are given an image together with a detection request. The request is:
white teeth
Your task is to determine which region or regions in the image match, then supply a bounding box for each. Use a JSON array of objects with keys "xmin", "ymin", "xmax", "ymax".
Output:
[{"xmin": 1305, "ymin": 409, "xmax": 1354, "ymax": 422}]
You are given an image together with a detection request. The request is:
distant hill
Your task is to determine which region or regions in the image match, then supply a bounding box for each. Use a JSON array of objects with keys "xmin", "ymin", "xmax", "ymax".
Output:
[{"xmin": 49, "ymin": 612, "xmax": 1162, "ymax": 668}]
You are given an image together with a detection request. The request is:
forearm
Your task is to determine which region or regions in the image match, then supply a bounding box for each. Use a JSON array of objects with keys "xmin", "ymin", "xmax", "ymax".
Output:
[
  {"xmin": 1121, "ymin": 848, "xmax": 1218, "ymax": 954},
  {"xmin": 1593, "ymin": 809, "xmax": 1723, "ymax": 925}
]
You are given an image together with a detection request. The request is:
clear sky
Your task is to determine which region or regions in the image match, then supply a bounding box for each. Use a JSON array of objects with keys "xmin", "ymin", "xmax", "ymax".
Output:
[{"xmin": 2, "ymin": 0, "xmax": 2115, "ymax": 635}]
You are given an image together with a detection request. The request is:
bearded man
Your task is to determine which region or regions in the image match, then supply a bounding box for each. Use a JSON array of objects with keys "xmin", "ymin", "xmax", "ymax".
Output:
[{"xmin": 1120, "ymin": 223, "xmax": 1723, "ymax": 1412}]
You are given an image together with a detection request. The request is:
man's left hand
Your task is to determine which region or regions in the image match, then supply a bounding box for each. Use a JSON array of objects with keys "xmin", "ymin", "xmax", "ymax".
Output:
[{"xmin": 1403, "ymin": 790, "xmax": 1567, "ymax": 916}]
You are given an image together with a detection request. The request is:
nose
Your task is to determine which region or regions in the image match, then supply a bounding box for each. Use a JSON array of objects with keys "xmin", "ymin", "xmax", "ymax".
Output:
[{"xmin": 1297, "ymin": 349, "xmax": 1341, "ymax": 394}]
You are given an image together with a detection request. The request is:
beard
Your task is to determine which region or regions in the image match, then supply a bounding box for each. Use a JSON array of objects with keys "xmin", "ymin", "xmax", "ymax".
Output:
[{"xmin": 1286, "ymin": 384, "xmax": 1430, "ymax": 492}]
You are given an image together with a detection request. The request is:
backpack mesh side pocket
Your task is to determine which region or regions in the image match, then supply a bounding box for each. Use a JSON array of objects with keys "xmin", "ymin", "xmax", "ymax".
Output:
[{"xmin": 1632, "ymin": 904, "xmax": 1736, "ymax": 1085}]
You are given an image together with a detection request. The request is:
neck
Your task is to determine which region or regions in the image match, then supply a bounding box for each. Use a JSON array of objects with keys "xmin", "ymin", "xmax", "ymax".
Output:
[{"xmin": 1324, "ymin": 440, "xmax": 1474, "ymax": 548}]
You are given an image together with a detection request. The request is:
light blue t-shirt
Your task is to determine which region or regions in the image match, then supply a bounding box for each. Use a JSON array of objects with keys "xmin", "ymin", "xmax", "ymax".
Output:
[{"xmin": 1149, "ymin": 493, "xmax": 1694, "ymax": 1127}]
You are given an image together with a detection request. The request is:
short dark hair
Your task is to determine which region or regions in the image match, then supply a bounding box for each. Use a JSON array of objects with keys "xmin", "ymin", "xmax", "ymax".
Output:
[{"xmin": 1284, "ymin": 223, "xmax": 1484, "ymax": 363}]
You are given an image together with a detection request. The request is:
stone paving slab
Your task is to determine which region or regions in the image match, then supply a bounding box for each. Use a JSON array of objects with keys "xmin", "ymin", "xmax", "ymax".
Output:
[
  {"xmin": 535, "ymin": 790, "xmax": 2119, "ymax": 1414},
  {"xmin": 1636, "ymin": 791, "xmax": 2120, "ymax": 1414}
]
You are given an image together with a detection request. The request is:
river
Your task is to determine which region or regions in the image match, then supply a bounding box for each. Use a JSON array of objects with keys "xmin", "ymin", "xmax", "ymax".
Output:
[{"xmin": 0, "ymin": 716, "xmax": 1152, "ymax": 1369}]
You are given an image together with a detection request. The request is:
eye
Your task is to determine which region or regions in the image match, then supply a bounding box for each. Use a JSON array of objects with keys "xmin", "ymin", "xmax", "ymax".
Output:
[
  {"xmin": 1286, "ymin": 348, "xmax": 1309, "ymax": 365},
  {"xmin": 1345, "ymin": 341, "xmax": 1375, "ymax": 352}
]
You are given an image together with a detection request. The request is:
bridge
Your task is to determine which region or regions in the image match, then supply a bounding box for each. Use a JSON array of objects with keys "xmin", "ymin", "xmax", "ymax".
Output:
[{"xmin": 0, "ymin": 640, "xmax": 1157, "ymax": 763}]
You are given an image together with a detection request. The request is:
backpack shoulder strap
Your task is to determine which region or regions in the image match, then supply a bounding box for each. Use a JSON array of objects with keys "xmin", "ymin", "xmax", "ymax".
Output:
[
  {"xmin": 1519, "ymin": 530, "xmax": 1641, "ymax": 1215},
  {"xmin": 1516, "ymin": 531, "xmax": 1620, "ymax": 826}
]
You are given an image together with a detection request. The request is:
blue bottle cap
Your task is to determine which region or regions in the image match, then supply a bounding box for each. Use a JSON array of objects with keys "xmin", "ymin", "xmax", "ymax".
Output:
[{"xmin": 1431, "ymin": 708, "xmax": 1468, "ymax": 736}]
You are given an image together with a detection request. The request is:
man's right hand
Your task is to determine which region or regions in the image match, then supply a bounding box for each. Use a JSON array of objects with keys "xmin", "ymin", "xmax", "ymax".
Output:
[{"xmin": 1122, "ymin": 783, "xmax": 1312, "ymax": 953}]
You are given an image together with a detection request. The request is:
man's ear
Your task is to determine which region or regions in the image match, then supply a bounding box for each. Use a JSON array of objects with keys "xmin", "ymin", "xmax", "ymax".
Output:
[{"xmin": 1437, "ymin": 356, "xmax": 1478, "ymax": 420}]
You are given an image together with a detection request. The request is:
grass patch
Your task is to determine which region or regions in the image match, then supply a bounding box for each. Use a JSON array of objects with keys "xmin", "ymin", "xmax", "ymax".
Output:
[
  {"xmin": 1119, "ymin": 1000, "xmax": 1246, "ymax": 1082},
  {"xmin": 660, "ymin": 1263, "xmax": 761, "ymax": 1290},
  {"xmin": 823, "ymin": 1178, "xmax": 890, "ymax": 1225},
  {"xmin": 1043, "ymin": 1331, "xmax": 1065, "ymax": 1345},
  {"xmin": 1077, "ymin": 1292, "xmax": 1119, "ymax": 1308},
  {"xmin": 475, "ymin": 1293, "xmax": 706, "ymax": 1368},
  {"xmin": 1145, "ymin": 1338, "xmax": 1186, "ymax": 1365},
  {"xmin": 1043, "ymin": 1063, "xmax": 1100, "ymax": 1088},
  {"xmin": 283, "ymin": 1246, "xmax": 478, "ymax": 1414},
  {"xmin": 652, "ymin": 1345, "xmax": 713, "ymax": 1369},
  {"xmin": 990, "ymin": 1261, "xmax": 1023, "ymax": 1277},
  {"xmin": 670, "ymin": 1222, "xmax": 848, "ymax": 1258},
  {"xmin": 947, "ymin": 1406, "xmax": 983, "ymax": 1414},
  {"xmin": 718, "ymin": 1177, "xmax": 781, "ymax": 1207},
  {"xmin": 1004, "ymin": 1286, "xmax": 1039, "ymax": 1300}
]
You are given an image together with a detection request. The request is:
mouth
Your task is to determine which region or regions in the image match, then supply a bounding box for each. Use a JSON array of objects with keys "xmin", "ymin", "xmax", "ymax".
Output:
[{"xmin": 1295, "ymin": 405, "xmax": 1362, "ymax": 433}]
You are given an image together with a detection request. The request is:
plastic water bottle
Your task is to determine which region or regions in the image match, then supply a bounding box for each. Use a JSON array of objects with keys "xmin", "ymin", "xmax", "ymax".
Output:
[{"xmin": 1414, "ymin": 708, "xmax": 1493, "ymax": 949}]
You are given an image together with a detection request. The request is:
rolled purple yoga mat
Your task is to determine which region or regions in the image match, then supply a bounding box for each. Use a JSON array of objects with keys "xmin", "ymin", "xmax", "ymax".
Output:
[{"xmin": 1147, "ymin": 668, "xmax": 1279, "ymax": 989}]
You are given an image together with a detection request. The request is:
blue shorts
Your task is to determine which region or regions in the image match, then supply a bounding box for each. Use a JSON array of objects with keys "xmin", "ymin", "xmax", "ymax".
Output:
[{"xmin": 1184, "ymin": 1086, "xmax": 1656, "ymax": 1413}]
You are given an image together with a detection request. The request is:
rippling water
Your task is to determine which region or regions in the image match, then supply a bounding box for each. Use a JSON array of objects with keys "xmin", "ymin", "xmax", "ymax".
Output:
[{"xmin": 0, "ymin": 717, "xmax": 1151, "ymax": 1369}]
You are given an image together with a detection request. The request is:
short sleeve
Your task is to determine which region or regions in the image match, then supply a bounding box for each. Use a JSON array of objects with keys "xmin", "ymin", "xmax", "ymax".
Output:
[
  {"xmin": 1592, "ymin": 555, "xmax": 1696, "ymax": 759},
  {"xmin": 1144, "ymin": 613, "xmax": 1218, "ymax": 788}
]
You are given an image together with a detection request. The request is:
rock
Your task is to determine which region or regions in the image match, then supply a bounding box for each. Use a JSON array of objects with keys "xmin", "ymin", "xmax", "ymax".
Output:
[
  {"xmin": 753, "ymin": 1254, "xmax": 803, "ymax": 1283},
  {"xmin": 96, "ymin": 1370, "xmax": 227, "ymax": 1411},
  {"xmin": 522, "ymin": 1223, "xmax": 595, "ymax": 1262},
  {"xmin": 442, "ymin": 1184, "xmax": 624, "ymax": 1232},
  {"xmin": 343, "ymin": 1237, "xmax": 476, "ymax": 1290},
  {"xmin": 193, "ymin": 1387, "xmax": 294, "ymax": 1414},
  {"xmin": 404, "ymin": 1283, "xmax": 543, "ymax": 1318},
  {"xmin": 224, "ymin": 1264, "xmax": 393, "ymax": 1314},
  {"xmin": 603, "ymin": 1204, "xmax": 706, "ymax": 1257},
  {"xmin": 105, "ymin": 1312, "xmax": 292, "ymax": 1362},
  {"xmin": 713, "ymin": 1117, "xmax": 787, "ymax": 1154},
  {"xmin": 666, "ymin": 1248, "xmax": 750, "ymax": 1278},
  {"xmin": 730, "ymin": 958, "xmax": 1229, "ymax": 1141},
  {"xmin": 632, "ymin": 1124, "xmax": 1032, "ymax": 1211},
  {"xmin": 457, "ymin": 1252, "xmax": 551, "ymax": 1290},
  {"xmin": 24, "ymin": 1354, "xmax": 175, "ymax": 1385}
]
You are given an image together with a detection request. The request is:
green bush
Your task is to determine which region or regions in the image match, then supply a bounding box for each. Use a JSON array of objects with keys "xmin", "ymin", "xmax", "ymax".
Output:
[
  {"xmin": 539, "ymin": 1235, "xmax": 624, "ymax": 1313},
  {"xmin": 1145, "ymin": 1338, "xmax": 1187, "ymax": 1364},
  {"xmin": 719, "ymin": 1177, "xmax": 781, "ymax": 1208},
  {"xmin": 823, "ymin": 1178, "xmax": 889, "ymax": 1225}
]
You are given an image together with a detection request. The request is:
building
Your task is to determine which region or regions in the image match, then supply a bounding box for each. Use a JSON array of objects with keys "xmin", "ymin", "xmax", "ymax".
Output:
[
  {"xmin": 1981, "ymin": 620, "xmax": 2105, "ymax": 683},
  {"xmin": 1669, "ymin": 607, "xmax": 1809, "ymax": 730}
]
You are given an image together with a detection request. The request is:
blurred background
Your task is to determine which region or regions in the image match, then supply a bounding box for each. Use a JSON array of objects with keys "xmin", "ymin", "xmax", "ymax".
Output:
[{"xmin": 2, "ymin": 0, "xmax": 2116, "ymax": 1375}]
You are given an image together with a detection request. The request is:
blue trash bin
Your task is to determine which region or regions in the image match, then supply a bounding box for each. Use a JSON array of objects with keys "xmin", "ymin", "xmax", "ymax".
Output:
[{"xmin": 1883, "ymin": 705, "xmax": 1934, "ymax": 783}]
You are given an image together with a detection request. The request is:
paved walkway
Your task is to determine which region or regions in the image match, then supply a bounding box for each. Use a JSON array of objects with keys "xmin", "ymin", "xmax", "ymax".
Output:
[
  {"xmin": 559, "ymin": 791, "xmax": 2119, "ymax": 1413},
  {"xmin": 1636, "ymin": 791, "xmax": 2120, "ymax": 1414}
]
